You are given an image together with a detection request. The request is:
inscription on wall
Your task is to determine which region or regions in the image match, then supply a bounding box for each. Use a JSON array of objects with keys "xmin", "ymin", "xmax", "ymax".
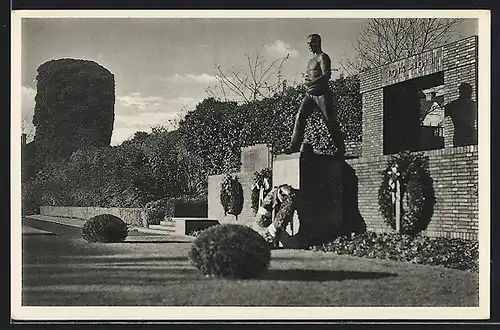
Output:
[{"xmin": 381, "ymin": 48, "xmax": 444, "ymax": 86}]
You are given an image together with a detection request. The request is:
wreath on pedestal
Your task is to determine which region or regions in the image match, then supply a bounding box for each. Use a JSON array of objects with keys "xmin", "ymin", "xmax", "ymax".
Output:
[
  {"xmin": 220, "ymin": 174, "xmax": 244, "ymax": 220},
  {"xmin": 378, "ymin": 151, "xmax": 435, "ymax": 235},
  {"xmin": 251, "ymin": 167, "xmax": 273, "ymax": 215}
]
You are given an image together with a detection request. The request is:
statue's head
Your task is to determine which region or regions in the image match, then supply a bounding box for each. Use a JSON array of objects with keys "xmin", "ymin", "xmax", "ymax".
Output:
[{"xmin": 307, "ymin": 34, "xmax": 322, "ymax": 54}]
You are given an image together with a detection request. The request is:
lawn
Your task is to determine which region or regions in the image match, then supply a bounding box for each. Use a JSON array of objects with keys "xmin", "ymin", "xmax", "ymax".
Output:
[{"xmin": 20, "ymin": 221, "xmax": 478, "ymax": 307}]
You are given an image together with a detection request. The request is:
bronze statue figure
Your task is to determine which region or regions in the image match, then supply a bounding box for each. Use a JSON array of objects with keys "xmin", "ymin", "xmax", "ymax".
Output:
[{"xmin": 284, "ymin": 34, "xmax": 345, "ymax": 156}]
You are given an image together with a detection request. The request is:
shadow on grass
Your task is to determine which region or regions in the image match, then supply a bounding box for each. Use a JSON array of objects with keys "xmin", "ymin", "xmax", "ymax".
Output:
[
  {"xmin": 262, "ymin": 269, "xmax": 397, "ymax": 282},
  {"xmin": 121, "ymin": 240, "xmax": 192, "ymax": 244},
  {"xmin": 61, "ymin": 256, "xmax": 191, "ymax": 264}
]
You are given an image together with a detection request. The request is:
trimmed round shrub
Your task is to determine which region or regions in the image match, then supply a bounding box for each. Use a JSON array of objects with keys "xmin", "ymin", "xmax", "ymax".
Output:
[
  {"xmin": 189, "ymin": 224, "xmax": 271, "ymax": 279},
  {"xmin": 81, "ymin": 214, "xmax": 128, "ymax": 243}
]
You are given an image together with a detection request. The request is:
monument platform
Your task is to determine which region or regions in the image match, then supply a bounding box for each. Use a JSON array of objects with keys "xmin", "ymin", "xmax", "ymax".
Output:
[{"xmin": 273, "ymin": 151, "xmax": 343, "ymax": 247}]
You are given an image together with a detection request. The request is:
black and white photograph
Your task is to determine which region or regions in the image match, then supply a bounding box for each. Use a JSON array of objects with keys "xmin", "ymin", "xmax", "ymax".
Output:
[{"xmin": 11, "ymin": 10, "xmax": 491, "ymax": 321}]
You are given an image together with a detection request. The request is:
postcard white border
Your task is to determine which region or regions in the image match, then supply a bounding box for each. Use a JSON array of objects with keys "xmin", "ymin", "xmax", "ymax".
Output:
[{"xmin": 11, "ymin": 9, "xmax": 491, "ymax": 321}]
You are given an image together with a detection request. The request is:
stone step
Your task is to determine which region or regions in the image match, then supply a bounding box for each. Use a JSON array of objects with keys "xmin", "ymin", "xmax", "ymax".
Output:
[
  {"xmin": 159, "ymin": 221, "xmax": 175, "ymax": 226},
  {"xmin": 148, "ymin": 224, "xmax": 176, "ymax": 232}
]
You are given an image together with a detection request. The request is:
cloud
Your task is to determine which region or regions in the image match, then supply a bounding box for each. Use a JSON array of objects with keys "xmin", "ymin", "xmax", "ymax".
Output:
[
  {"xmin": 263, "ymin": 40, "xmax": 299, "ymax": 59},
  {"xmin": 116, "ymin": 92, "xmax": 199, "ymax": 113},
  {"xmin": 112, "ymin": 92, "xmax": 202, "ymax": 145},
  {"xmin": 116, "ymin": 92, "xmax": 163, "ymax": 111},
  {"xmin": 162, "ymin": 73, "xmax": 218, "ymax": 84},
  {"xmin": 111, "ymin": 111, "xmax": 186, "ymax": 146}
]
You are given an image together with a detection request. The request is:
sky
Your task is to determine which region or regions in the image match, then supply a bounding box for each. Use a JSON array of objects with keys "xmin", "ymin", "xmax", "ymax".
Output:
[{"xmin": 20, "ymin": 17, "xmax": 478, "ymax": 146}]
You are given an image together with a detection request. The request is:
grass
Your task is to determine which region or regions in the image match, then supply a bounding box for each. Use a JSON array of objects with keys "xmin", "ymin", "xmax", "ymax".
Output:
[{"xmin": 21, "ymin": 220, "xmax": 479, "ymax": 307}]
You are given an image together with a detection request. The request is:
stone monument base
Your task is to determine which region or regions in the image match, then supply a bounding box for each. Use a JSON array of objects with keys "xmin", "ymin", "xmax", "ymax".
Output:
[{"xmin": 273, "ymin": 151, "xmax": 343, "ymax": 247}]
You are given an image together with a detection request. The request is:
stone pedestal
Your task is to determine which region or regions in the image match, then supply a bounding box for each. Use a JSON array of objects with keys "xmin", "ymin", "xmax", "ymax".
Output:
[
  {"xmin": 241, "ymin": 144, "xmax": 271, "ymax": 173},
  {"xmin": 272, "ymin": 151, "xmax": 343, "ymax": 247}
]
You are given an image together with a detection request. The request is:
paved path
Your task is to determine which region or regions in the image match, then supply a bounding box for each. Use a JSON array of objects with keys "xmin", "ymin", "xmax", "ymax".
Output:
[
  {"xmin": 22, "ymin": 216, "xmax": 193, "ymax": 243},
  {"xmin": 22, "ymin": 225, "xmax": 55, "ymax": 236}
]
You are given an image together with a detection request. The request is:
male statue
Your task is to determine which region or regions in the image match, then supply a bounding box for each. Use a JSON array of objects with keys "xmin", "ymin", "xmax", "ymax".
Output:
[{"xmin": 284, "ymin": 34, "xmax": 345, "ymax": 156}]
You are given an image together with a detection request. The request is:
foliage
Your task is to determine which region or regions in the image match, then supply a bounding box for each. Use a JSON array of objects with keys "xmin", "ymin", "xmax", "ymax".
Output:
[
  {"xmin": 167, "ymin": 196, "xmax": 207, "ymax": 219},
  {"xmin": 140, "ymin": 199, "xmax": 169, "ymax": 226},
  {"xmin": 62, "ymin": 146, "xmax": 150, "ymax": 207},
  {"xmin": 24, "ymin": 125, "xmax": 212, "ymax": 211},
  {"xmin": 178, "ymin": 76, "xmax": 361, "ymax": 176},
  {"xmin": 33, "ymin": 58, "xmax": 115, "ymax": 163},
  {"xmin": 188, "ymin": 224, "xmax": 271, "ymax": 278},
  {"xmin": 81, "ymin": 214, "xmax": 128, "ymax": 243},
  {"xmin": 121, "ymin": 127, "xmax": 208, "ymax": 199},
  {"xmin": 378, "ymin": 151, "xmax": 436, "ymax": 235},
  {"xmin": 251, "ymin": 167, "xmax": 273, "ymax": 215},
  {"xmin": 177, "ymin": 98, "xmax": 242, "ymax": 176},
  {"xmin": 330, "ymin": 76, "xmax": 362, "ymax": 142},
  {"xmin": 220, "ymin": 174, "xmax": 244, "ymax": 218},
  {"xmin": 273, "ymin": 194, "xmax": 297, "ymax": 227},
  {"xmin": 311, "ymin": 231, "xmax": 478, "ymax": 272},
  {"xmin": 256, "ymin": 215, "xmax": 273, "ymax": 228}
]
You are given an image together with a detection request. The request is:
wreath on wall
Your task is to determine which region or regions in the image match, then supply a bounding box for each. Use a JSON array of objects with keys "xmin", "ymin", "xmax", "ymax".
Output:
[
  {"xmin": 378, "ymin": 151, "xmax": 436, "ymax": 235},
  {"xmin": 251, "ymin": 167, "xmax": 273, "ymax": 215},
  {"xmin": 220, "ymin": 174, "xmax": 244, "ymax": 220}
]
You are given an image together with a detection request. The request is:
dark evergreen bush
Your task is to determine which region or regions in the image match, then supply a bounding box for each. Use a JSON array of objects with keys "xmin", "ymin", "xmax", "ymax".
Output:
[
  {"xmin": 81, "ymin": 214, "xmax": 128, "ymax": 243},
  {"xmin": 311, "ymin": 231, "xmax": 478, "ymax": 272},
  {"xmin": 188, "ymin": 224, "xmax": 271, "ymax": 279},
  {"xmin": 33, "ymin": 58, "xmax": 115, "ymax": 163}
]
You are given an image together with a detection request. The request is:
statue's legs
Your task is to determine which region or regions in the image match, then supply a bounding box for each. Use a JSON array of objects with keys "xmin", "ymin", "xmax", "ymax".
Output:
[
  {"xmin": 290, "ymin": 95, "xmax": 316, "ymax": 152},
  {"xmin": 290, "ymin": 92, "xmax": 345, "ymax": 155},
  {"xmin": 313, "ymin": 91, "xmax": 346, "ymax": 156}
]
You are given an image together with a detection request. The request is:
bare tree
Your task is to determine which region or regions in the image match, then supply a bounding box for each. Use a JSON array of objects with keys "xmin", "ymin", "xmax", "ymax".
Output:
[
  {"xmin": 340, "ymin": 18, "xmax": 465, "ymax": 74},
  {"xmin": 206, "ymin": 46, "xmax": 290, "ymax": 104}
]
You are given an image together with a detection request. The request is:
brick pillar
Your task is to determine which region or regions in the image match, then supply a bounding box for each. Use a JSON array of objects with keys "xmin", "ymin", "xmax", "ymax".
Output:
[
  {"xmin": 443, "ymin": 63, "xmax": 477, "ymax": 148},
  {"xmin": 361, "ymin": 89, "xmax": 384, "ymax": 157},
  {"xmin": 442, "ymin": 36, "xmax": 478, "ymax": 148}
]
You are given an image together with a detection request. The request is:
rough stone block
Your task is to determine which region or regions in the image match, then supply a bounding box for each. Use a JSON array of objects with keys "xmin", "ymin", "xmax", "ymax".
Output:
[{"xmin": 241, "ymin": 144, "xmax": 271, "ymax": 173}]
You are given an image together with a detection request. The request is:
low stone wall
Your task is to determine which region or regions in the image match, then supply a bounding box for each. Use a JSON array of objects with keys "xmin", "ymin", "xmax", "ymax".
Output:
[{"xmin": 40, "ymin": 206, "xmax": 143, "ymax": 227}]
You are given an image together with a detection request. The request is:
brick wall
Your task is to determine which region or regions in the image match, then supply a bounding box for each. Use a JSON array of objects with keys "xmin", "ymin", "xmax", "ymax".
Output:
[
  {"xmin": 361, "ymin": 89, "xmax": 384, "ymax": 157},
  {"xmin": 345, "ymin": 140, "xmax": 362, "ymax": 158},
  {"xmin": 443, "ymin": 62, "xmax": 478, "ymax": 147},
  {"xmin": 207, "ymin": 172, "xmax": 256, "ymax": 226},
  {"xmin": 442, "ymin": 36, "xmax": 478, "ymax": 72},
  {"xmin": 359, "ymin": 67, "xmax": 382, "ymax": 93},
  {"xmin": 359, "ymin": 36, "xmax": 478, "ymax": 157},
  {"xmin": 346, "ymin": 145, "xmax": 478, "ymax": 239}
]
